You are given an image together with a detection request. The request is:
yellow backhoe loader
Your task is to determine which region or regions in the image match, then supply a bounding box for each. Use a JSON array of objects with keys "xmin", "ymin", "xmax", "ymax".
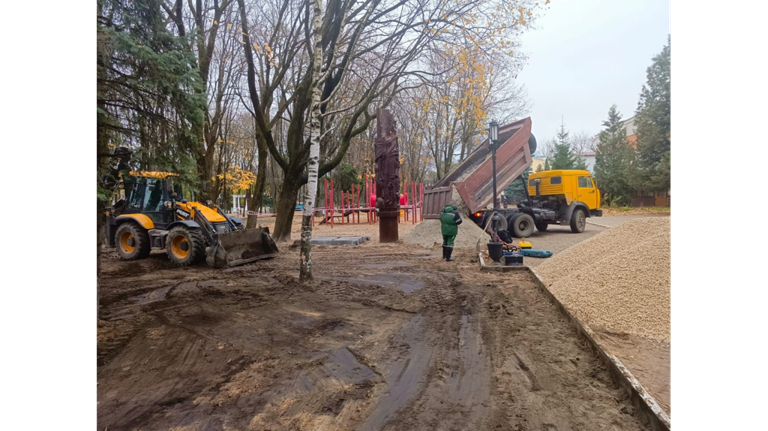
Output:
[{"xmin": 105, "ymin": 171, "xmax": 278, "ymax": 268}]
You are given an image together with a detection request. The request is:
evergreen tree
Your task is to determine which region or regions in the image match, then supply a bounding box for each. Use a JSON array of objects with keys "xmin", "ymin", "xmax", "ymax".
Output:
[
  {"xmin": 549, "ymin": 123, "xmax": 581, "ymax": 169},
  {"xmin": 96, "ymin": 0, "xmax": 206, "ymax": 306},
  {"xmin": 634, "ymin": 36, "xmax": 671, "ymax": 192},
  {"xmin": 535, "ymin": 163, "xmax": 544, "ymax": 173},
  {"xmin": 594, "ymin": 104, "xmax": 633, "ymax": 206},
  {"xmin": 504, "ymin": 165, "xmax": 532, "ymax": 204}
]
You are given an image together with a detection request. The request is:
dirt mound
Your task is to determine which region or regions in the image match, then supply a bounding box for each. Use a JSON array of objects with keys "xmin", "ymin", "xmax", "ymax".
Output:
[
  {"xmin": 404, "ymin": 217, "xmax": 489, "ymax": 248},
  {"xmin": 534, "ymin": 217, "xmax": 670, "ymax": 342}
]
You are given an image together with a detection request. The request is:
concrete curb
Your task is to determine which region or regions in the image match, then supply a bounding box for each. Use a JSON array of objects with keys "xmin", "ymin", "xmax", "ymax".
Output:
[
  {"xmin": 525, "ymin": 266, "xmax": 671, "ymax": 431},
  {"xmin": 586, "ymin": 220, "xmax": 615, "ymax": 229}
]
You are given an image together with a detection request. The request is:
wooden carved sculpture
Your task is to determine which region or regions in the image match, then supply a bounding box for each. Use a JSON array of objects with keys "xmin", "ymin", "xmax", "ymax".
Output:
[{"xmin": 374, "ymin": 109, "xmax": 400, "ymax": 242}]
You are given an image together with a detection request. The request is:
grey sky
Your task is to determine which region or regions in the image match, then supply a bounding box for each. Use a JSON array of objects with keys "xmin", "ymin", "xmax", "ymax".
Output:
[{"xmin": 515, "ymin": 0, "xmax": 670, "ymax": 151}]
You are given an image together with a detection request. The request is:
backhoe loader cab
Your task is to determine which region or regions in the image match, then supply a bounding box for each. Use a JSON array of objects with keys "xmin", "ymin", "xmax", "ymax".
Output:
[{"xmin": 106, "ymin": 171, "xmax": 278, "ymax": 268}]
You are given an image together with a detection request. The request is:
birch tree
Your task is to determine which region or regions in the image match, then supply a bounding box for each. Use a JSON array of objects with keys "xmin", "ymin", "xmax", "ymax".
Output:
[{"xmin": 299, "ymin": 0, "xmax": 325, "ymax": 281}]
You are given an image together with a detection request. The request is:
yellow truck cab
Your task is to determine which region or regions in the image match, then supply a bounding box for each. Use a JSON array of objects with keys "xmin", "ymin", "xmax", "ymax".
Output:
[{"xmin": 524, "ymin": 169, "xmax": 602, "ymax": 233}]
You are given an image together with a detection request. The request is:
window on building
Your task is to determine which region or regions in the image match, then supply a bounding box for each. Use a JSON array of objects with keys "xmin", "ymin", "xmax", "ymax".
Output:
[
  {"xmin": 550, "ymin": 176, "xmax": 561, "ymax": 185},
  {"xmin": 578, "ymin": 176, "xmax": 593, "ymax": 188}
]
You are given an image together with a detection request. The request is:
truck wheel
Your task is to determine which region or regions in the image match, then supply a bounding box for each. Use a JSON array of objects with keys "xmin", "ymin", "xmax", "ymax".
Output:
[
  {"xmin": 511, "ymin": 213, "xmax": 535, "ymax": 237},
  {"xmin": 115, "ymin": 222, "xmax": 151, "ymax": 260},
  {"xmin": 166, "ymin": 226, "xmax": 206, "ymax": 266},
  {"xmin": 570, "ymin": 208, "xmax": 587, "ymax": 233},
  {"xmin": 484, "ymin": 212, "xmax": 507, "ymax": 233},
  {"xmin": 535, "ymin": 221, "xmax": 549, "ymax": 232}
]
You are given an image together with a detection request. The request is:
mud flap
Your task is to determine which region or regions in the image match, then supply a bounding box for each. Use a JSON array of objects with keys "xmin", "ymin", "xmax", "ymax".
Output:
[{"xmin": 206, "ymin": 227, "xmax": 279, "ymax": 268}]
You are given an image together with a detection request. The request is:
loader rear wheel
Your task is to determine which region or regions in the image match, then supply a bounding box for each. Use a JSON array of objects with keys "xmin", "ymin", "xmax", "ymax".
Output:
[
  {"xmin": 115, "ymin": 222, "xmax": 150, "ymax": 260},
  {"xmin": 535, "ymin": 221, "xmax": 549, "ymax": 232},
  {"xmin": 166, "ymin": 226, "xmax": 206, "ymax": 266}
]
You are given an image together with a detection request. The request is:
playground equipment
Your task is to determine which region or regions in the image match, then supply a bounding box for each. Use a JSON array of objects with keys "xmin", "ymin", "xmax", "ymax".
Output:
[{"xmin": 315, "ymin": 175, "xmax": 424, "ymax": 228}]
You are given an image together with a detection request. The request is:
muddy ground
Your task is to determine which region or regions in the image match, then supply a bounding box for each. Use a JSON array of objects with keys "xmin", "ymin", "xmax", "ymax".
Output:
[
  {"xmin": 253, "ymin": 216, "xmax": 670, "ymax": 415},
  {"xmin": 98, "ymin": 238, "xmax": 652, "ymax": 430}
]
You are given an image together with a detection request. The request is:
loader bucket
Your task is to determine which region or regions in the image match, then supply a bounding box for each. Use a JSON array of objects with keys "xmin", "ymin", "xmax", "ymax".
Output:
[{"xmin": 206, "ymin": 227, "xmax": 279, "ymax": 269}]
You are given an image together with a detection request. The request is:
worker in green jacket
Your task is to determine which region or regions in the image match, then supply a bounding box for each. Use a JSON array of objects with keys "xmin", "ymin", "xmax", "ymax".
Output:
[{"xmin": 440, "ymin": 204, "xmax": 463, "ymax": 261}]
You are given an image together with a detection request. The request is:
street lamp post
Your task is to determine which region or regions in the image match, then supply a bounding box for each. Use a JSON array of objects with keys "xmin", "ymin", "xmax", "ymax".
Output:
[
  {"xmin": 486, "ymin": 120, "xmax": 504, "ymax": 262},
  {"xmin": 488, "ymin": 121, "xmax": 499, "ymax": 210}
]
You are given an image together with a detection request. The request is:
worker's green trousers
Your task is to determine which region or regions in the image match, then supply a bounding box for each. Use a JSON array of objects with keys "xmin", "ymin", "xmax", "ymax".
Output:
[{"xmin": 442, "ymin": 235, "xmax": 456, "ymax": 247}]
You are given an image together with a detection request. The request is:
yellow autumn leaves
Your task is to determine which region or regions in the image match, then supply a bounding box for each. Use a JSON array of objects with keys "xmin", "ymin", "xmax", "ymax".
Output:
[{"xmin": 212, "ymin": 166, "xmax": 256, "ymax": 193}]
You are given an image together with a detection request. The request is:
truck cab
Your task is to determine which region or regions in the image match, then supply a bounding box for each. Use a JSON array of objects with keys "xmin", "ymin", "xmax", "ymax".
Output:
[
  {"xmin": 527, "ymin": 170, "xmax": 602, "ymax": 215},
  {"xmin": 521, "ymin": 169, "xmax": 602, "ymax": 234}
]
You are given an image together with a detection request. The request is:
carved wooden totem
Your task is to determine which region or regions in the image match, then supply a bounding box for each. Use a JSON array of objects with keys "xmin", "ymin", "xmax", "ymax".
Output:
[{"xmin": 374, "ymin": 109, "xmax": 400, "ymax": 243}]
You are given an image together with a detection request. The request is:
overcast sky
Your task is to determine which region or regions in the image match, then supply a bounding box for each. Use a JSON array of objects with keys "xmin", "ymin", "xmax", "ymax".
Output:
[{"xmin": 515, "ymin": 0, "xmax": 670, "ymax": 148}]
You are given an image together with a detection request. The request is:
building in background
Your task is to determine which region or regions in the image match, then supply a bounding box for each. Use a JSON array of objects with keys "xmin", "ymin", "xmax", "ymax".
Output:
[{"xmin": 575, "ymin": 152, "xmax": 596, "ymax": 173}]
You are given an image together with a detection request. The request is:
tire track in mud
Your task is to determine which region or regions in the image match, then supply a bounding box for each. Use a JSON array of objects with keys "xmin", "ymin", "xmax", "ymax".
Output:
[{"xmin": 359, "ymin": 315, "xmax": 434, "ymax": 430}]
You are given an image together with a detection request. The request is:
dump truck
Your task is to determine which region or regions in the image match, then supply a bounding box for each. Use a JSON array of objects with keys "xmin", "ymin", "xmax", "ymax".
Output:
[
  {"xmin": 105, "ymin": 171, "xmax": 278, "ymax": 268},
  {"xmin": 422, "ymin": 117, "xmax": 602, "ymax": 237}
]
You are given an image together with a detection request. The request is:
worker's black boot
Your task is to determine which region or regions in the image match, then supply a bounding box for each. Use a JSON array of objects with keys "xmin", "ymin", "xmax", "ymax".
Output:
[
  {"xmin": 446, "ymin": 247, "xmax": 455, "ymax": 261},
  {"xmin": 442, "ymin": 246, "xmax": 448, "ymax": 260}
]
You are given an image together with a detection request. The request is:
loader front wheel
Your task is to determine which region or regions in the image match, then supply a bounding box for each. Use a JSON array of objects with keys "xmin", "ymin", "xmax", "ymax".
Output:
[
  {"xmin": 166, "ymin": 226, "xmax": 206, "ymax": 266},
  {"xmin": 115, "ymin": 222, "xmax": 150, "ymax": 260}
]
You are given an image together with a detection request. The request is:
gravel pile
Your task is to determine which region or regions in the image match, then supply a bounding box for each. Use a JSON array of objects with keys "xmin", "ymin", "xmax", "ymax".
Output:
[
  {"xmin": 534, "ymin": 217, "xmax": 670, "ymax": 342},
  {"xmin": 404, "ymin": 217, "xmax": 489, "ymax": 248}
]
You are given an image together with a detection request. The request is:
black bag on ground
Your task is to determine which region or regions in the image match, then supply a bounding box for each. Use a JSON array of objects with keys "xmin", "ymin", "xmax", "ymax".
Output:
[{"xmin": 497, "ymin": 230, "xmax": 513, "ymax": 244}]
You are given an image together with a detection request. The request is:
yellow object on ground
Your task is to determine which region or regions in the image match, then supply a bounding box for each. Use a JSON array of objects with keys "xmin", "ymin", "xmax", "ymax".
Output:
[{"xmin": 518, "ymin": 239, "xmax": 532, "ymax": 249}]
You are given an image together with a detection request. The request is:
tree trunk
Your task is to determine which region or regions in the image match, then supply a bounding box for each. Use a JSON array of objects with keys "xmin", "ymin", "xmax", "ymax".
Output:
[
  {"xmin": 272, "ymin": 178, "xmax": 301, "ymax": 242},
  {"xmin": 97, "ymin": 198, "xmax": 103, "ymax": 319},
  {"xmin": 300, "ymin": 0, "xmax": 325, "ymax": 282},
  {"xmin": 246, "ymin": 137, "xmax": 269, "ymax": 229}
]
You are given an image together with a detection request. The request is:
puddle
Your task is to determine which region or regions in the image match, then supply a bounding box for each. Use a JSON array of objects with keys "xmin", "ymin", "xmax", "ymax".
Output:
[
  {"xmin": 356, "ymin": 261, "xmax": 413, "ymax": 269},
  {"xmin": 414, "ymin": 254, "xmax": 439, "ymax": 260},
  {"xmin": 132, "ymin": 285, "xmax": 173, "ymax": 305},
  {"xmin": 319, "ymin": 273, "xmax": 424, "ymax": 293},
  {"xmin": 295, "ymin": 347, "xmax": 378, "ymax": 393}
]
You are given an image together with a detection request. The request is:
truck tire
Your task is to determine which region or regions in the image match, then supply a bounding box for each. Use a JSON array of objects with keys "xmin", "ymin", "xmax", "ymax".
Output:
[
  {"xmin": 535, "ymin": 221, "xmax": 549, "ymax": 232},
  {"xmin": 570, "ymin": 208, "xmax": 587, "ymax": 233},
  {"xmin": 510, "ymin": 213, "xmax": 535, "ymax": 238},
  {"xmin": 115, "ymin": 222, "xmax": 151, "ymax": 260},
  {"xmin": 166, "ymin": 226, "xmax": 206, "ymax": 266},
  {"xmin": 506, "ymin": 214, "xmax": 517, "ymax": 228},
  {"xmin": 485, "ymin": 213, "xmax": 507, "ymax": 233}
]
